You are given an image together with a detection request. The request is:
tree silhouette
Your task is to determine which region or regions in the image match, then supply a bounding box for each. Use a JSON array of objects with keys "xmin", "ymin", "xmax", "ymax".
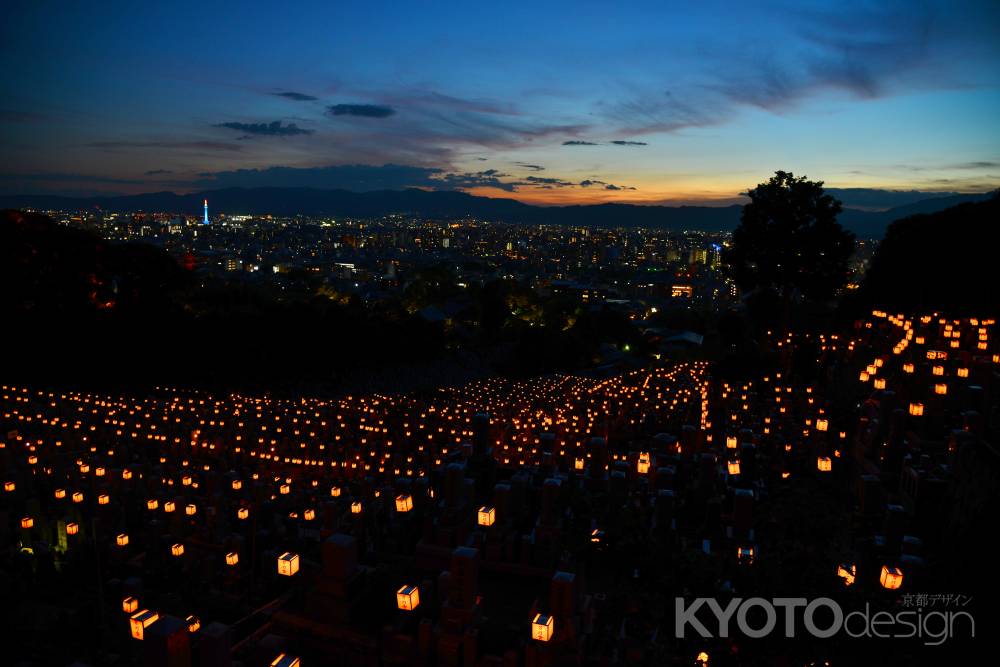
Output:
[{"xmin": 728, "ymin": 171, "xmax": 854, "ymax": 302}]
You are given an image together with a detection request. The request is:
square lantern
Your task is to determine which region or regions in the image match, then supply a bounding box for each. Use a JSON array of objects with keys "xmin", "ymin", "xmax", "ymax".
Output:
[
  {"xmin": 116, "ymin": 533, "xmax": 129, "ymax": 547},
  {"xmin": 880, "ymin": 565, "xmax": 903, "ymax": 590},
  {"xmin": 278, "ymin": 551, "xmax": 300, "ymax": 576},
  {"xmin": 185, "ymin": 504, "xmax": 197, "ymax": 516},
  {"xmin": 225, "ymin": 552, "xmax": 239, "ymax": 566},
  {"xmin": 908, "ymin": 403, "xmax": 924, "ymax": 417},
  {"xmin": 726, "ymin": 436, "xmax": 738, "ymax": 449},
  {"xmin": 279, "ymin": 484, "xmax": 290, "ymax": 495},
  {"xmin": 574, "ymin": 457, "xmax": 585, "ymax": 471},
  {"xmin": 303, "ymin": 509, "xmax": 315, "ymax": 521},
  {"xmin": 186, "ymin": 615, "xmax": 200, "ymax": 633},
  {"xmin": 122, "ymin": 596, "xmax": 139, "ymax": 613},
  {"xmin": 351, "ymin": 501, "xmax": 363, "ymax": 514},
  {"xmin": 270, "ymin": 654, "xmax": 301, "ymax": 667},
  {"xmin": 330, "ymin": 485, "xmax": 342, "ymax": 497},
  {"xmin": 816, "ymin": 419, "xmax": 829, "ymax": 432},
  {"xmin": 66, "ymin": 522, "xmax": 79, "ymax": 535},
  {"xmin": 3, "ymin": 481, "xmax": 14, "ymax": 492},
  {"xmin": 817, "ymin": 457, "xmax": 832, "ymax": 472},
  {"xmin": 54, "ymin": 488, "xmax": 66, "ymax": 499},
  {"xmin": 21, "ymin": 517, "xmax": 33, "ymax": 529},
  {"xmin": 232, "ymin": 479, "xmax": 242, "ymax": 491},
  {"xmin": 238, "ymin": 507, "xmax": 249, "ymax": 520},
  {"xmin": 182, "ymin": 475, "xmax": 192, "ymax": 486},
  {"xmin": 531, "ymin": 613, "xmax": 554, "ymax": 641},
  {"xmin": 874, "ymin": 378, "xmax": 887, "ymax": 389},
  {"xmin": 98, "ymin": 494, "xmax": 110, "ymax": 505},
  {"xmin": 395, "ymin": 494, "xmax": 413, "ymax": 512},
  {"xmin": 130, "ymin": 609, "xmax": 159, "ymax": 640},
  {"xmin": 171, "ymin": 543, "xmax": 184, "ymax": 557},
  {"xmin": 934, "ymin": 383, "xmax": 948, "ymax": 395},
  {"xmin": 164, "ymin": 501, "xmax": 176, "ymax": 513},
  {"xmin": 73, "ymin": 491, "xmax": 84, "ymax": 503},
  {"xmin": 397, "ymin": 584, "xmax": 420, "ymax": 610},
  {"xmin": 122, "ymin": 469, "xmax": 132, "ymax": 480},
  {"xmin": 147, "ymin": 499, "xmax": 158, "ymax": 510},
  {"xmin": 957, "ymin": 368, "xmax": 969, "ymax": 378},
  {"xmin": 837, "ymin": 563, "xmax": 856, "ymax": 586},
  {"xmin": 727, "ymin": 460, "xmax": 741, "ymax": 476},
  {"xmin": 95, "ymin": 467, "xmax": 106, "ymax": 477},
  {"xmin": 478, "ymin": 506, "xmax": 496, "ymax": 527}
]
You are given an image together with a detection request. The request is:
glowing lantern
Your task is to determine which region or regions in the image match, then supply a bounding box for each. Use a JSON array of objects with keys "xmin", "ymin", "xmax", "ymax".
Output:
[
  {"xmin": 908, "ymin": 402, "xmax": 924, "ymax": 417},
  {"xmin": 66, "ymin": 522, "xmax": 79, "ymax": 535},
  {"xmin": 80, "ymin": 464, "xmax": 90, "ymax": 473},
  {"xmin": 122, "ymin": 469, "xmax": 132, "ymax": 480},
  {"xmin": 279, "ymin": 484, "xmax": 290, "ymax": 495},
  {"xmin": 98, "ymin": 493, "xmax": 110, "ymax": 505},
  {"xmin": 696, "ymin": 652, "xmax": 710, "ymax": 666},
  {"xmin": 880, "ymin": 565, "xmax": 903, "ymax": 590},
  {"xmin": 172, "ymin": 543, "xmax": 184, "ymax": 557},
  {"xmin": 54, "ymin": 488, "xmax": 66, "ymax": 499},
  {"xmin": 164, "ymin": 501, "xmax": 176, "ymax": 513},
  {"xmin": 727, "ymin": 460, "xmax": 741, "ymax": 476},
  {"xmin": 3, "ymin": 481, "xmax": 14, "ymax": 492},
  {"xmin": 837, "ymin": 563, "xmax": 856, "ymax": 586},
  {"xmin": 278, "ymin": 551, "xmax": 300, "ymax": 576},
  {"xmin": 903, "ymin": 363, "xmax": 914, "ymax": 374},
  {"xmin": 182, "ymin": 475, "xmax": 192, "ymax": 486},
  {"xmin": 116, "ymin": 533, "xmax": 129, "ymax": 547},
  {"xmin": 478, "ymin": 506, "xmax": 496, "ymax": 526},
  {"xmin": 574, "ymin": 457, "xmax": 585, "ymax": 471},
  {"xmin": 934, "ymin": 383, "xmax": 947, "ymax": 395},
  {"xmin": 147, "ymin": 499, "xmax": 158, "ymax": 510},
  {"xmin": 874, "ymin": 378, "xmax": 886, "ymax": 390},
  {"xmin": 73, "ymin": 491, "xmax": 84, "ymax": 503},
  {"xmin": 816, "ymin": 418, "xmax": 829, "ymax": 432},
  {"xmin": 531, "ymin": 613, "xmax": 554, "ymax": 641},
  {"xmin": 932, "ymin": 365, "xmax": 944, "ymax": 376},
  {"xmin": 859, "ymin": 371, "xmax": 869, "ymax": 382},
  {"xmin": 122, "ymin": 596, "xmax": 139, "ymax": 613},
  {"xmin": 237, "ymin": 507, "xmax": 249, "ymax": 520},
  {"xmin": 270, "ymin": 654, "xmax": 301, "ymax": 667},
  {"xmin": 21, "ymin": 517, "xmax": 34, "ymax": 529},
  {"xmin": 726, "ymin": 436, "xmax": 738, "ymax": 449},
  {"xmin": 397, "ymin": 584, "xmax": 420, "ymax": 610},
  {"xmin": 225, "ymin": 552, "xmax": 239, "ymax": 566},
  {"xmin": 330, "ymin": 485, "xmax": 342, "ymax": 497},
  {"xmin": 817, "ymin": 457, "xmax": 832, "ymax": 472},
  {"xmin": 95, "ymin": 467, "xmax": 106, "ymax": 477},
  {"xmin": 232, "ymin": 480, "xmax": 242, "ymax": 490},
  {"xmin": 957, "ymin": 368, "xmax": 969, "ymax": 378},
  {"xmin": 395, "ymin": 494, "xmax": 413, "ymax": 512},
  {"xmin": 130, "ymin": 609, "xmax": 159, "ymax": 640},
  {"xmin": 186, "ymin": 615, "xmax": 200, "ymax": 633},
  {"xmin": 185, "ymin": 503, "xmax": 197, "ymax": 516}
]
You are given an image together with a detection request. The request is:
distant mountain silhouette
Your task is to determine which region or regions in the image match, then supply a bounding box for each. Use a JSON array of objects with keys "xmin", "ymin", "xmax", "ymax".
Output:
[{"xmin": 1, "ymin": 187, "xmax": 994, "ymax": 237}]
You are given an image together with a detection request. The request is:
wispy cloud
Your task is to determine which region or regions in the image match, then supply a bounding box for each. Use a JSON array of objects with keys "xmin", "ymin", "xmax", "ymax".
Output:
[
  {"xmin": 327, "ymin": 104, "xmax": 396, "ymax": 118},
  {"xmin": 215, "ymin": 120, "xmax": 314, "ymax": 136},
  {"xmin": 273, "ymin": 91, "xmax": 318, "ymax": 101},
  {"xmin": 144, "ymin": 169, "xmax": 173, "ymax": 175},
  {"xmin": 87, "ymin": 140, "xmax": 243, "ymax": 152},
  {"xmin": 562, "ymin": 140, "xmax": 599, "ymax": 146},
  {"xmin": 610, "ymin": 140, "xmax": 647, "ymax": 146}
]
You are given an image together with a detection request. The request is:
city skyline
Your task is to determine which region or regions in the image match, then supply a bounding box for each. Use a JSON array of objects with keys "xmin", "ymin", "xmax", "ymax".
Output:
[{"xmin": 2, "ymin": 1, "xmax": 999, "ymax": 204}]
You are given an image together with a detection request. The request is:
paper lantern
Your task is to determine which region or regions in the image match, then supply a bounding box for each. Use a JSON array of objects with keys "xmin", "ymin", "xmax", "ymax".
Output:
[
  {"xmin": 225, "ymin": 552, "xmax": 239, "ymax": 566},
  {"xmin": 122, "ymin": 469, "xmax": 132, "ymax": 480},
  {"xmin": 874, "ymin": 378, "xmax": 886, "ymax": 389},
  {"xmin": 237, "ymin": 507, "xmax": 249, "ymax": 520},
  {"xmin": 122, "ymin": 596, "xmax": 139, "ymax": 613},
  {"xmin": 934, "ymin": 383, "xmax": 947, "ymax": 395},
  {"xmin": 817, "ymin": 457, "xmax": 832, "ymax": 472},
  {"xmin": 116, "ymin": 533, "xmax": 129, "ymax": 546},
  {"xmin": 232, "ymin": 479, "xmax": 242, "ymax": 490},
  {"xmin": 278, "ymin": 551, "xmax": 300, "ymax": 576},
  {"xmin": 837, "ymin": 563, "xmax": 856, "ymax": 586},
  {"xmin": 182, "ymin": 475, "xmax": 192, "ymax": 486},
  {"xmin": 130, "ymin": 609, "xmax": 159, "ymax": 640},
  {"xmin": 164, "ymin": 501, "xmax": 176, "ymax": 513},
  {"xmin": 186, "ymin": 615, "xmax": 200, "ymax": 633},
  {"xmin": 727, "ymin": 460, "xmax": 741, "ymax": 476},
  {"xmin": 172, "ymin": 543, "xmax": 184, "ymax": 557},
  {"xmin": 957, "ymin": 367, "xmax": 969, "ymax": 378},
  {"xmin": 303, "ymin": 508, "xmax": 315, "ymax": 521},
  {"xmin": 66, "ymin": 522, "xmax": 79, "ymax": 535},
  {"xmin": 279, "ymin": 483, "xmax": 290, "ymax": 495},
  {"xmin": 816, "ymin": 418, "xmax": 829, "ymax": 432},
  {"xmin": 54, "ymin": 488, "xmax": 66, "ymax": 499},
  {"xmin": 531, "ymin": 613, "xmax": 554, "ymax": 641},
  {"xmin": 147, "ymin": 499, "xmax": 158, "ymax": 510},
  {"xmin": 395, "ymin": 494, "xmax": 413, "ymax": 512},
  {"xmin": 3, "ymin": 481, "xmax": 14, "ymax": 492},
  {"xmin": 477, "ymin": 506, "xmax": 495, "ymax": 527},
  {"xmin": 21, "ymin": 516, "xmax": 33, "ymax": 529},
  {"xmin": 185, "ymin": 503, "xmax": 197, "ymax": 516},
  {"xmin": 330, "ymin": 485, "xmax": 341, "ymax": 497},
  {"xmin": 98, "ymin": 493, "xmax": 110, "ymax": 505},
  {"xmin": 880, "ymin": 565, "xmax": 903, "ymax": 590},
  {"xmin": 73, "ymin": 491, "xmax": 84, "ymax": 503},
  {"xmin": 397, "ymin": 584, "xmax": 420, "ymax": 610},
  {"xmin": 908, "ymin": 402, "xmax": 924, "ymax": 417},
  {"xmin": 270, "ymin": 654, "xmax": 301, "ymax": 667},
  {"xmin": 726, "ymin": 436, "xmax": 738, "ymax": 449}
]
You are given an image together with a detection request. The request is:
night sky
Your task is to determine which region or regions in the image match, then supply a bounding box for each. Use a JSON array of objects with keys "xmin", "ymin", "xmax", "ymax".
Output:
[{"xmin": 2, "ymin": 0, "xmax": 999, "ymax": 205}]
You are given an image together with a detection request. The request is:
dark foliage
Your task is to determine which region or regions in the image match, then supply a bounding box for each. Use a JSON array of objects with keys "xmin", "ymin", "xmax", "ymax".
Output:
[
  {"xmin": 855, "ymin": 192, "xmax": 1000, "ymax": 314},
  {"xmin": 728, "ymin": 171, "xmax": 855, "ymax": 301}
]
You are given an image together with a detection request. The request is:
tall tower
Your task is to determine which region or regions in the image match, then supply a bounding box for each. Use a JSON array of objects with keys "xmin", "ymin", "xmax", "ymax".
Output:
[{"xmin": 203, "ymin": 199, "xmax": 209, "ymax": 225}]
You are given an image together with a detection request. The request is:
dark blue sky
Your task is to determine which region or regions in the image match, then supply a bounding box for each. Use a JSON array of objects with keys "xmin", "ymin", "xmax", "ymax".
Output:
[{"xmin": 2, "ymin": 0, "xmax": 998, "ymax": 204}]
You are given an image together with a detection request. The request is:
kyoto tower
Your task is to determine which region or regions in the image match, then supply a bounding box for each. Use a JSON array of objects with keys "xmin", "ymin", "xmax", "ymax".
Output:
[{"xmin": 202, "ymin": 199, "xmax": 209, "ymax": 225}]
